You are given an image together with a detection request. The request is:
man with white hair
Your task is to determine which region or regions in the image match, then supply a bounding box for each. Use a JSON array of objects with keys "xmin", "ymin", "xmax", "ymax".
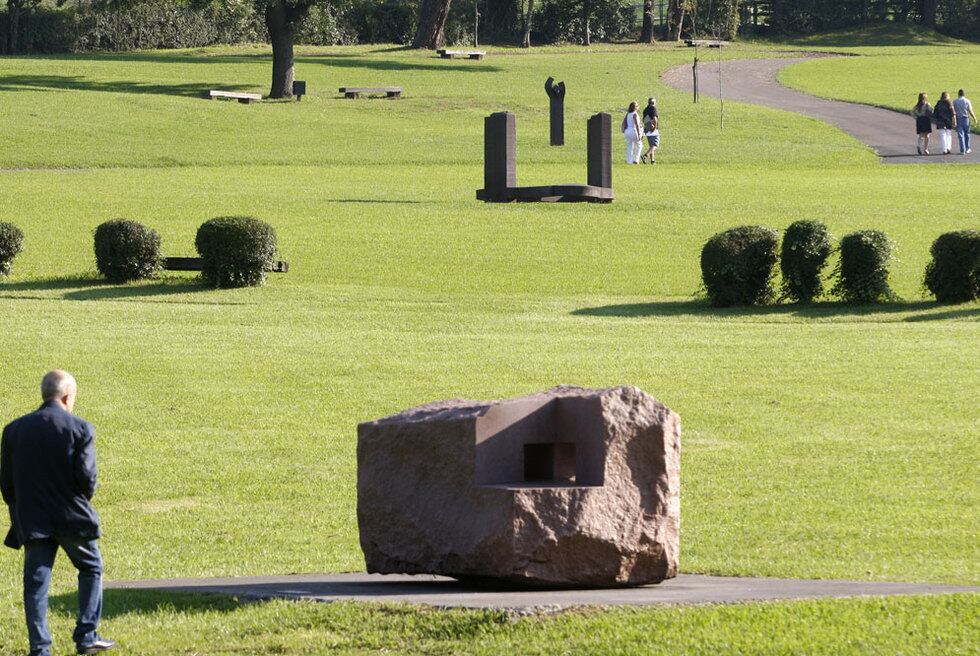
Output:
[{"xmin": 2, "ymin": 371, "xmax": 115, "ymax": 656}]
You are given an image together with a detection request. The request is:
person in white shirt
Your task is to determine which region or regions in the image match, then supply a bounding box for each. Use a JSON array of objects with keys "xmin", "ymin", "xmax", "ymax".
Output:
[
  {"xmin": 953, "ymin": 89, "xmax": 976, "ymax": 154},
  {"xmin": 622, "ymin": 101, "xmax": 643, "ymax": 164}
]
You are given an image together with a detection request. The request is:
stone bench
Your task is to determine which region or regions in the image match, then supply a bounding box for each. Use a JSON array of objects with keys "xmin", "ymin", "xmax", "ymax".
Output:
[
  {"xmin": 163, "ymin": 257, "xmax": 289, "ymax": 273},
  {"xmin": 339, "ymin": 87, "xmax": 402, "ymax": 99},
  {"xmin": 437, "ymin": 49, "xmax": 486, "ymax": 60},
  {"xmin": 684, "ymin": 39, "xmax": 728, "ymax": 48},
  {"xmin": 205, "ymin": 90, "xmax": 262, "ymax": 104}
]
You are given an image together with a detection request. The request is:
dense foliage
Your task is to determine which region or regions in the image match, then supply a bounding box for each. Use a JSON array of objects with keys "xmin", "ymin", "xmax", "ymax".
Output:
[
  {"xmin": 195, "ymin": 216, "xmax": 277, "ymax": 288},
  {"xmin": 0, "ymin": 222, "xmax": 24, "ymax": 277},
  {"xmin": 780, "ymin": 220, "xmax": 833, "ymax": 303},
  {"xmin": 3, "ymin": 0, "xmax": 979, "ymax": 53},
  {"xmin": 923, "ymin": 230, "xmax": 980, "ymax": 303},
  {"xmin": 832, "ymin": 230, "xmax": 895, "ymax": 303},
  {"xmin": 94, "ymin": 219, "xmax": 163, "ymax": 283},
  {"xmin": 700, "ymin": 225, "xmax": 780, "ymax": 306},
  {"xmin": 766, "ymin": 0, "xmax": 979, "ymax": 38}
]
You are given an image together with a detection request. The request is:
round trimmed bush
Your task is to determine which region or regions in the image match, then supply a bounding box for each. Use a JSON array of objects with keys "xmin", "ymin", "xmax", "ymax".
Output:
[
  {"xmin": 923, "ymin": 231, "xmax": 979, "ymax": 304},
  {"xmin": 780, "ymin": 220, "xmax": 833, "ymax": 303},
  {"xmin": 0, "ymin": 222, "xmax": 25, "ymax": 277},
  {"xmin": 832, "ymin": 230, "xmax": 895, "ymax": 304},
  {"xmin": 195, "ymin": 216, "xmax": 277, "ymax": 288},
  {"xmin": 700, "ymin": 225, "xmax": 780, "ymax": 307},
  {"xmin": 94, "ymin": 219, "xmax": 162, "ymax": 283}
]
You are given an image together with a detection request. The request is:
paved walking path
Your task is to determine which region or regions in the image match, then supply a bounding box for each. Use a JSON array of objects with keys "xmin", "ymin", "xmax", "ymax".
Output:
[
  {"xmin": 107, "ymin": 573, "xmax": 978, "ymax": 610},
  {"xmin": 661, "ymin": 56, "xmax": 977, "ymax": 164}
]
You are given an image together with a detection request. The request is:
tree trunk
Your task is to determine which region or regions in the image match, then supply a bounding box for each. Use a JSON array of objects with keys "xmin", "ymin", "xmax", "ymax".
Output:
[
  {"xmin": 918, "ymin": 0, "xmax": 938, "ymax": 27},
  {"xmin": 640, "ymin": 0, "xmax": 656, "ymax": 43},
  {"xmin": 581, "ymin": 0, "xmax": 591, "ymax": 46},
  {"xmin": 6, "ymin": 0, "xmax": 23, "ymax": 54},
  {"xmin": 266, "ymin": 2, "xmax": 295, "ymax": 99},
  {"xmin": 522, "ymin": 0, "xmax": 534, "ymax": 47},
  {"xmin": 668, "ymin": 0, "xmax": 686, "ymax": 41},
  {"xmin": 413, "ymin": 0, "xmax": 453, "ymax": 49}
]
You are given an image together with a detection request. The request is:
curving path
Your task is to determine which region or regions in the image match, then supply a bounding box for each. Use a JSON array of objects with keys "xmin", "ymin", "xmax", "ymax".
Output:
[{"xmin": 662, "ymin": 56, "xmax": 977, "ymax": 164}]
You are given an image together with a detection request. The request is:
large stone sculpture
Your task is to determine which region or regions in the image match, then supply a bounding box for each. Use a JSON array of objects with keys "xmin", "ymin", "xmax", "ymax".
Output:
[
  {"xmin": 545, "ymin": 76, "xmax": 566, "ymax": 146},
  {"xmin": 476, "ymin": 111, "xmax": 613, "ymax": 203},
  {"xmin": 357, "ymin": 385, "xmax": 680, "ymax": 588}
]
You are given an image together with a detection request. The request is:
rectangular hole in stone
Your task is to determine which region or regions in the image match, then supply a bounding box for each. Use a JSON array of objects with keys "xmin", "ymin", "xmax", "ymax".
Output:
[{"xmin": 523, "ymin": 443, "xmax": 576, "ymax": 483}]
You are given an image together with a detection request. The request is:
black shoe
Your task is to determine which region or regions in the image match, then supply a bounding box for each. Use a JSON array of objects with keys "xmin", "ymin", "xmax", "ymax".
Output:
[{"xmin": 77, "ymin": 637, "xmax": 116, "ymax": 654}]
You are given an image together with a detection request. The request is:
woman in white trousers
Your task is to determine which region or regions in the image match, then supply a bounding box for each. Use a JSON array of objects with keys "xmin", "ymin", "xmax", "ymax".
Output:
[{"xmin": 622, "ymin": 101, "xmax": 643, "ymax": 164}]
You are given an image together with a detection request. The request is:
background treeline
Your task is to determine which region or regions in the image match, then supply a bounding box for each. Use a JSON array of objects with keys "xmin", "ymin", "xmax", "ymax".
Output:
[{"xmin": 2, "ymin": 0, "xmax": 977, "ymax": 55}]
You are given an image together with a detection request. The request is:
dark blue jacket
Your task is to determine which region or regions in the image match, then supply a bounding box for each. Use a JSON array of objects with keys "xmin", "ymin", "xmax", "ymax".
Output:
[{"xmin": 1, "ymin": 401, "xmax": 101, "ymax": 549}]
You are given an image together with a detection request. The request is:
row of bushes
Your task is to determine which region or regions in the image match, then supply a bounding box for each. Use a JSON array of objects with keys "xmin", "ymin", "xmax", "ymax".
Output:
[
  {"xmin": 700, "ymin": 222, "xmax": 979, "ymax": 306},
  {"xmin": 0, "ymin": 217, "xmax": 279, "ymax": 289}
]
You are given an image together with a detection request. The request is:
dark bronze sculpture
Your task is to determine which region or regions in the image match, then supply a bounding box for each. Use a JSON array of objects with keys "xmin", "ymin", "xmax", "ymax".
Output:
[
  {"xmin": 545, "ymin": 77, "xmax": 566, "ymax": 146},
  {"xmin": 476, "ymin": 111, "xmax": 612, "ymax": 203}
]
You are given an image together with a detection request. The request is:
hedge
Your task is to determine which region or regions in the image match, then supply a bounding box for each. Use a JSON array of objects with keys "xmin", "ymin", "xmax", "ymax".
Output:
[
  {"xmin": 94, "ymin": 219, "xmax": 163, "ymax": 283},
  {"xmin": 923, "ymin": 230, "xmax": 979, "ymax": 304},
  {"xmin": 832, "ymin": 230, "xmax": 895, "ymax": 303},
  {"xmin": 0, "ymin": 222, "xmax": 25, "ymax": 277},
  {"xmin": 780, "ymin": 220, "xmax": 833, "ymax": 303},
  {"xmin": 195, "ymin": 216, "xmax": 277, "ymax": 288},
  {"xmin": 700, "ymin": 225, "xmax": 780, "ymax": 307}
]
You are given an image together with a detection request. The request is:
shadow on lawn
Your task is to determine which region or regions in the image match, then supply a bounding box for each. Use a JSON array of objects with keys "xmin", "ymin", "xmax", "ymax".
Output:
[
  {"xmin": 780, "ymin": 24, "xmax": 963, "ymax": 48},
  {"xmin": 0, "ymin": 276, "xmax": 215, "ymax": 301},
  {"xmin": 7, "ymin": 48, "xmax": 496, "ymax": 78},
  {"xmin": 0, "ymin": 74, "xmax": 248, "ymax": 98},
  {"xmin": 572, "ymin": 299, "xmax": 979, "ymax": 321},
  {"xmin": 50, "ymin": 588, "xmax": 245, "ymax": 620},
  {"xmin": 298, "ymin": 55, "xmax": 501, "ymax": 74}
]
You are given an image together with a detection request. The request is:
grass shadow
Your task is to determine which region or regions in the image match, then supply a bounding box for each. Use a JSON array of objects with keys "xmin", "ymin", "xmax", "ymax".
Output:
[
  {"xmin": 778, "ymin": 24, "xmax": 965, "ymax": 48},
  {"xmin": 903, "ymin": 305, "xmax": 980, "ymax": 321},
  {"xmin": 571, "ymin": 299, "xmax": 976, "ymax": 320},
  {"xmin": 0, "ymin": 74, "xmax": 250, "ymax": 98},
  {"xmin": 50, "ymin": 588, "xmax": 246, "ymax": 621},
  {"xmin": 322, "ymin": 199, "xmax": 422, "ymax": 204},
  {"xmin": 0, "ymin": 276, "xmax": 211, "ymax": 301},
  {"xmin": 297, "ymin": 55, "xmax": 501, "ymax": 74}
]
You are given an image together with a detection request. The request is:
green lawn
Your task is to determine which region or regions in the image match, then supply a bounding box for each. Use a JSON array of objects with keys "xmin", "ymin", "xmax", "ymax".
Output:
[{"xmin": 0, "ymin": 38, "xmax": 977, "ymax": 655}]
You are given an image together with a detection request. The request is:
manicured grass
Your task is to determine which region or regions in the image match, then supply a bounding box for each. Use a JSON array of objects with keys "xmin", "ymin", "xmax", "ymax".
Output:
[
  {"xmin": 10, "ymin": 592, "xmax": 978, "ymax": 655},
  {"xmin": 0, "ymin": 41, "xmax": 976, "ymax": 654}
]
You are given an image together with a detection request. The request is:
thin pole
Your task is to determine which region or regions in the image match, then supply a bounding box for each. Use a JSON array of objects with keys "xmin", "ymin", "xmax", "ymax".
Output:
[
  {"xmin": 474, "ymin": 0, "xmax": 479, "ymax": 47},
  {"xmin": 693, "ymin": 42, "xmax": 699, "ymax": 103},
  {"xmin": 718, "ymin": 49, "xmax": 724, "ymax": 129}
]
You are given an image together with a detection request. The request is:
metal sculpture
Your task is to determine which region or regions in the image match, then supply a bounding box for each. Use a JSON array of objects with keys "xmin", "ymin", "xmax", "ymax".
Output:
[
  {"xmin": 477, "ymin": 111, "xmax": 612, "ymax": 203},
  {"xmin": 545, "ymin": 77, "xmax": 566, "ymax": 146}
]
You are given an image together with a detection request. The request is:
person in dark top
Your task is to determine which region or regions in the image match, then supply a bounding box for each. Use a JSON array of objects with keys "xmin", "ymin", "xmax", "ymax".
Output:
[
  {"xmin": 2, "ymin": 371, "xmax": 115, "ymax": 656},
  {"xmin": 641, "ymin": 97, "xmax": 660, "ymax": 164},
  {"xmin": 912, "ymin": 92, "xmax": 933, "ymax": 155},
  {"xmin": 933, "ymin": 91, "xmax": 957, "ymax": 155}
]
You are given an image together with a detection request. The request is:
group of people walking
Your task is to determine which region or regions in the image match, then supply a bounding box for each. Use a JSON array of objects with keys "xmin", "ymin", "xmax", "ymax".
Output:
[
  {"xmin": 913, "ymin": 89, "xmax": 975, "ymax": 155},
  {"xmin": 623, "ymin": 98, "xmax": 661, "ymax": 164}
]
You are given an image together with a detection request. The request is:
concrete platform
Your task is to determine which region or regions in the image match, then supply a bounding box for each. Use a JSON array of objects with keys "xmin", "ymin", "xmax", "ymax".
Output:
[{"xmin": 106, "ymin": 573, "xmax": 978, "ymax": 610}]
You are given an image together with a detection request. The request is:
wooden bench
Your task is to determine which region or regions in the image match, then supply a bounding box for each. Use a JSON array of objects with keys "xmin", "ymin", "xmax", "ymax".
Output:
[
  {"xmin": 684, "ymin": 39, "xmax": 728, "ymax": 48},
  {"xmin": 339, "ymin": 87, "xmax": 402, "ymax": 99},
  {"xmin": 205, "ymin": 90, "xmax": 263, "ymax": 104},
  {"xmin": 163, "ymin": 257, "xmax": 289, "ymax": 273},
  {"xmin": 437, "ymin": 49, "xmax": 486, "ymax": 60}
]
